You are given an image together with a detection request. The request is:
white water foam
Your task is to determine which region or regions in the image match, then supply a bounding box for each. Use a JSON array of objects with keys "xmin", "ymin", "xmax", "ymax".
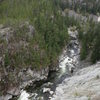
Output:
[
  {"xmin": 98, "ymin": 17, "xmax": 100, "ymax": 22},
  {"xmin": 18, "ymin": 90, "xmax": 30, "ymax": 100}
]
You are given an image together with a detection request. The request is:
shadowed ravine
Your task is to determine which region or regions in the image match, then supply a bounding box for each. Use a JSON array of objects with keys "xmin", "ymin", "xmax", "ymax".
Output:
[{"xmin": 18, "ymin": 27, "xmax": 80, "ymax": 100}]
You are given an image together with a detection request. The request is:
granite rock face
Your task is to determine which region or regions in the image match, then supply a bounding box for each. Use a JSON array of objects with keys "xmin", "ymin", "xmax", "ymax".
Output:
[{"xmin": 51, "ymin": 62, "xmax": 100, "ymax": 100}]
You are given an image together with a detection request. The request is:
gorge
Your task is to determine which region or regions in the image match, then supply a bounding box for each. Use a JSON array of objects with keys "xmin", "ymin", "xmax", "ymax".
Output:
[
  {"xmin": 18, "ymin": 27, "xmax": 80, "ymax": 100},
  {"xmin": 0, "ymin": 0, "xmax": 100, "ymax": 100}
]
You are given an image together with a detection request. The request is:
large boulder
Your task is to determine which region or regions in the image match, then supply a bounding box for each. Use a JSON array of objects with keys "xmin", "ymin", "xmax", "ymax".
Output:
[{"xmin": 51, "ymin": 63, "xmax": 100, "ymax": 100}]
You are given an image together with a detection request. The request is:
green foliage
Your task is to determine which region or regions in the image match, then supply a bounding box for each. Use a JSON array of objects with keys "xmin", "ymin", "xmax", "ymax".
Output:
[
  {"xmin": 4, "ymin": 51, "xmax": 10, "ymax": 67},
  {"xmin": 79, "ymin": 22, "xmax": 100, "ymax": 63},
  {"xmin": 91, "ymin": 24, "xmax": 100, "ymax": 63},
  {"xmin": 0, "ymin": 0, "xmax": 70, "ymax": 69}
]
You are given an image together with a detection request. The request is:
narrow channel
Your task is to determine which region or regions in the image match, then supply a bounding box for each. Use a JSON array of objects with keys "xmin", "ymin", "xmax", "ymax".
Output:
[{"xmin": 18, "ymin": 27, "xmax": 80, "ymax": 100}]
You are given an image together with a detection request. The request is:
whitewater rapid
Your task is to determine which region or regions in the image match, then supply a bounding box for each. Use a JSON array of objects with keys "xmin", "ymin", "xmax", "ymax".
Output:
[{"xmin": 18, "ymin": 27, "xmax": 80, "ymax": 100}]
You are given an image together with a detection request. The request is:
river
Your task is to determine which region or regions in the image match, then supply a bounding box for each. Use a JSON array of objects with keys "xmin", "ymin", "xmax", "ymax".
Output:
[{"xmin": 18, "ymin": 27, "xmax": 80, "ymax": 100}]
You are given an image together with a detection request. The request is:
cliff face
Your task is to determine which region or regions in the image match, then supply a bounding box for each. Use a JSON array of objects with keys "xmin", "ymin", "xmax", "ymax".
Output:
[
  {"xmin": 51, "ymin": 62, "xmax": 100, "ymax": 100},
  {"xmin": 0, "ymin": 23, "xmax": 57, "ymax": 99}
]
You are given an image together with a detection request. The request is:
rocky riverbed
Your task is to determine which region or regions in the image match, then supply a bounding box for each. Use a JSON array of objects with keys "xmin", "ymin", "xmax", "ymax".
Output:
[{"xmin": 18, "ymin": 27, "xmax": 81, "ymax": 100}]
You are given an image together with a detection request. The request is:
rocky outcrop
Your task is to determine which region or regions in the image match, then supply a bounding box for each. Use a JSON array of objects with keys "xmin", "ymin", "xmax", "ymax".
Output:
[
  {"xmin": 51, "ymin": 62, "xmax": 100, "ymax": 100},
  {"xmin": 19, "ymin": 67, "xmax": 49, "ymax": 88},
  {"xmin": 0, "ymin": 23, "xmax": 58, "ymax": 100},
  {"xmin": 0, "ymin": 67, "xmax": 50, "ymax": 100},
  {"xmin": 63, "ymin": 9, "xmax": 100, "ymax": 23}
]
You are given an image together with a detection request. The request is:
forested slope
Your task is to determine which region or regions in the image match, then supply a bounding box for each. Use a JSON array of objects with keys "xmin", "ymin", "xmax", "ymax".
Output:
[
  {"xmin": 0, "ymin": 0, "xmax": 100, "ymax": 98},
  {"xmin": 60, "ymin": 0, "xmax": 100, "ymax": 15},
  {"xmin": 0, "ymin": 0, "xmax": 74, "ymax": 96},
  {"xmin": 0, "ymin": 0, "xmax": 70, "ymax": 70},
  {"xmin": 79, "ymin": 22, "xmax": 100, "ymax": 63}
]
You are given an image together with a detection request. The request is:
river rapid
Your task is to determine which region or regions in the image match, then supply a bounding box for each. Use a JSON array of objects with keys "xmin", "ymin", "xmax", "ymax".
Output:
[{"xmin": 18, "ymin": 27, "xmax": 80, "ymax": 100}]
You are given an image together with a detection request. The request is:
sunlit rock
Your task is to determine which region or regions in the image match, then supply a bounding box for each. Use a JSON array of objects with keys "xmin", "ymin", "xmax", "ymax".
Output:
[
  {"xmin": 98, "ymin": 17, "xmax": 100, "ymax": 22},
  {"xmin": 43, "ymin": 88, "xmax": 51, "ymax": 93},
  {"xmin": 18, "ymin": 90, "xmax": 30, "ymax": 100},
  {"xmin": 51, "ymin": 63, "xmax": 100, "ymax": 100}
]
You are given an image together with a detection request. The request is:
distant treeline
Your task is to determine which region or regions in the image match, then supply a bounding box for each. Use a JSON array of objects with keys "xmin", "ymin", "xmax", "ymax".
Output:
[{"xmin": 59, "ymin": 0, "xmax": 100, "ymax": 15}]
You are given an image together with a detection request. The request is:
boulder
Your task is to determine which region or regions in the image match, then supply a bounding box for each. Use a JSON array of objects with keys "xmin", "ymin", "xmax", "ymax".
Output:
[{"xmin": 51, "ymin": 63, "xmax": 100, "ymax": 100}]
